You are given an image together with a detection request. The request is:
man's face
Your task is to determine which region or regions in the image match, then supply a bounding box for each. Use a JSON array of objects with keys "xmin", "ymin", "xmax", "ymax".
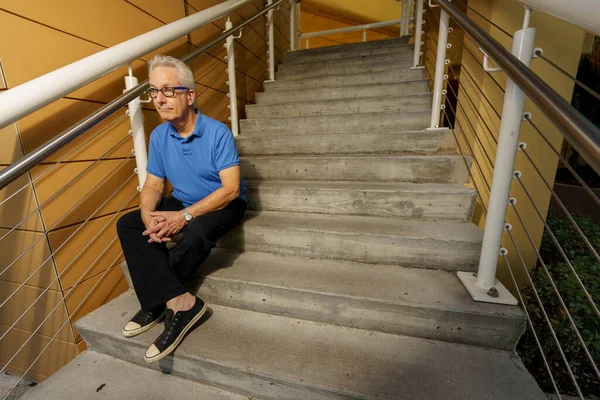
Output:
[{"xmin": 148, "ymin": 66, "xmax": 195, "ymax": 122}]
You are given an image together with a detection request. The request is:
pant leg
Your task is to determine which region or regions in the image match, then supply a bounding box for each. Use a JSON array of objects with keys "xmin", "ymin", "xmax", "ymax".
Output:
[
  {"xmin": 116, "ymin": 197, "xmax": 187, "ymax": 311},
  {"xmin": 169, "ymin": 198, "xmax": 247, "ymax": 281}
]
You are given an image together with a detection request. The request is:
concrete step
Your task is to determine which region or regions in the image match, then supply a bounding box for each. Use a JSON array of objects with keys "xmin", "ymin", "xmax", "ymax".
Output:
[
  {"xmin": 239, "ymin": 110, "xmax": 430, "ymax": 137},
  {"xmin": 283, "ymin": 43, "xmax": 413, "ymax": 65},
  {"xmin": 218, "ymin": 211, "xmax": 482, "ymax": 270},
  {"xmin": 277, "ymin": 53, "xmax": 413, "ymax": 74},
  {"xmin": 264, "ymin": 68, "xmax": 425, "ymax": 92},
  {"xmin": 281, "ymin": 51, "xmax": 414, "ymax": 73},
  {"xmin": 283, "ymin": 37, "xmax": 410, "ymax": 62},
  {"xmin": 237, "ymin": 130, "xmax": 456, "ymax": 156},
  {"xmin": 240, "ymin": 155, "xmax": 470, "ymax": 185},
  {"xmin": 21, "ymin": 351, "xmax": 247, "ymax": 400},
  {"xmin": 197, "ymin": 249, "xmax": 525, "ymax": 350},
  {"xmin": 244, "ymin": 180, "xmax": 476, "ymax": 221},
  {"xmin": 255, "ymin": 80, "xmax": 429, "ymax": 105},
  {"xmin": 245, "ymin": 93, "xmax": 431, "ymax": 119},
  {"xmin": 277, "ymin": 56, "xmax": 414, "ymax": 79},
  {"xmin": 77, "ymin": 292, "xmax": 545, "ymax": 400}
]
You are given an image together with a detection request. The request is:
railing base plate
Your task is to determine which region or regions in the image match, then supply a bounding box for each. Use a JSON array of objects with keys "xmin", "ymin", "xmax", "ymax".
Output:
[{"xmin": 457, "ymin": 271, "xmax": 518, "ymax": 305}]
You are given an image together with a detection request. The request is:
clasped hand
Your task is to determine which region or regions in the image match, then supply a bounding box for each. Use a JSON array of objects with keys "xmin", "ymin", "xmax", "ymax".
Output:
[{"xmin": 142, "ymin": 210, "xmax": 187, "ymax": 243}]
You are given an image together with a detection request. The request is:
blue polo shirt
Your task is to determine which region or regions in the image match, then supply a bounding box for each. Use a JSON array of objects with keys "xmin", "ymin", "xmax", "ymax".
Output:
[{"xmin": 146, "ymin": 111, "xmax": 246, "ymax": 207}]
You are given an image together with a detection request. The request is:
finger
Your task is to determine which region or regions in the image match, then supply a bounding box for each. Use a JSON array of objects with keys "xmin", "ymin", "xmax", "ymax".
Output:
[{"xmin": 143, "ymin": 222, "xmax": 165, "ymax": 236}]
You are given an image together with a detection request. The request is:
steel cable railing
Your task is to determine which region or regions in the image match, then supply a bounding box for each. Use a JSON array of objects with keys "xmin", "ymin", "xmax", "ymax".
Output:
[
  {"xmin": 513, "ymin": 173, "xmax": 600, "ymax": 380},
  {"xmin": 524, "ymin": 115, "xmax": 600, "ymax": 207},
  {"xmin": 0, "ymin": 0, "xmax": 290, "ymax": 387},
  {"xmin": 0, "ymin": 171, "xmax": 137, "ymax": 337},
  {"xmin": 3, "ymin": 248, "xmax": 126, "ymax": 399},
  {"xmin": 0, "ymin": 113, "xmax": 129, "ymax": 210},
  {"xmin": 0, "ymin": 152, "xmax": 135, "ymax": 284},
  {"xmin": 420, "ymin": 1, "xmax": 600, "ymax": 395},
  {"xmin": 0, "ymin": 133, "xmax": 132, "ymax": 244}
]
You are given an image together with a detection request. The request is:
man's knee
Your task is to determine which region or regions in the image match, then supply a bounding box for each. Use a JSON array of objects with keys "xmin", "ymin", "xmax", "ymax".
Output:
[{"xmin": 116, "ymin": 210, "xmax": 142, "ymax": 237}]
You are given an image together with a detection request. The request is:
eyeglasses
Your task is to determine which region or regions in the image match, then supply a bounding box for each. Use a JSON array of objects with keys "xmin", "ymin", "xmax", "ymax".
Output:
[{"xmin": 145, "ymin": 86, "xmax": 190, "ymax": 98}]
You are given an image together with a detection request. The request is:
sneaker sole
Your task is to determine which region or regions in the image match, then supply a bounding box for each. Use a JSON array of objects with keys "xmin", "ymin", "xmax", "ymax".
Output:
[
  {"xmin": 144, "ymin": 303, "xmax": 208, "ymax": 364},
  {"xmin": 122, "ymin": 311, "xmax": 166, "ymax": 338}
]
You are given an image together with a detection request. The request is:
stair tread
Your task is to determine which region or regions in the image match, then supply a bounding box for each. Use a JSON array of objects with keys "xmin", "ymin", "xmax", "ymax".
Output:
[
  {"xmin": 241, "ymin": 109, "xmax": 429, "ymax": 126},
  {"xmin": 247, "ymin": 92, "xmax": 432, "ymax": 109},
  {"xmin": 256, "ymin": 80, "xmax": 429, "ymax": 104},
  {"xmin": 284, "ymin": 38, "xmax": 409, "ymax": 57},
  {"xmin": 283, "ymin": 46, "xmax": 413, "ymax": 65},
  {"xmin": 201, "ymin": 249, "xmax": 521, "ymax": 318},
  {"xmin": 77, "ymin": 293, "xmax": 545, "ymax": 400},
  {"xmin": 21, "ymin": 351, "xmax": 246, "ymax": 400},
  {"xmin": 273, "ymin": 67, "xmax": 417, "ymax": 83},
  {"xmin": 237, "ymin": 210, "xmax": 483, "ymax": 243},
  {"xmin": 244, "ymin": 179, "xmax": 475, "ymax": 194}
]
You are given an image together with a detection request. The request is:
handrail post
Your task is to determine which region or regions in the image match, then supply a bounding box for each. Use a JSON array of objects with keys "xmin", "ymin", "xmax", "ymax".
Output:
[
  {"xmin": 363, "ymin": 29, "xmax": 367, "ymax": 42},
  {"xmin": 428, "ymin": 7, "xmax": 449, "ymax": 129},
  {"xmin": 400, "ymin": 0, "xmax": 406, "ymax": 37},
  {"xmin": 225, "ymin": 17, "xmax": 239, "ymax": 136},
  {"xmin": 124, "ymin": 72, "xmax": 148, "ymax": 190},
  {"xmin": 267, "ymin": 0, "xmax": 276, "ymax": 81},
  {"xmin": 458, "ymin": 20, "xmax": 536, "ymax": 306},
  {"xmin": 412, "ymin": 0, "xmax": 425, "ymax": 68},
  {"xmin": 289, "ymin": 0, "xmax": 296, "ymax": 51}
]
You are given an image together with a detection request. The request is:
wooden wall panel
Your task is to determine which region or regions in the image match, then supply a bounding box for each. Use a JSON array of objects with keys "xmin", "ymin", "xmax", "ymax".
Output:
[
  {"xmin": 66, "ymin": 266, "xmax": 129, "ymax": 342},
  {"xmin": 0, "ymin": 325, "xmax": 78, "ymax": 381},
  {"xmin": 0, "ymin": 281, "xmax": 74, "ymax": 342},
  {"xmin": 0, "ymin": 228, "xmax": 57, "ymax": 290},
  {"xmin": 48, "ymin": 210, "xmax": 131, "ymax": 291},
  {"xmin": 0, "ymin": 0, "xmax": 164, "ymax": 48},
  {"xmin": 0, "ymin": 167, "xmax": 43, "ymax": 231},
  {"xmin": 31, "ymin": 159, "xmax": 139, "ymax": 230}
]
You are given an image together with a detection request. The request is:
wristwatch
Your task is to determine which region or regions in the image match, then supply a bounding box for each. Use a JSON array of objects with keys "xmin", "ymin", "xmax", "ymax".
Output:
[{"xmin": 182, "ymin": 208, "xmax": 193, "ymax": 222}]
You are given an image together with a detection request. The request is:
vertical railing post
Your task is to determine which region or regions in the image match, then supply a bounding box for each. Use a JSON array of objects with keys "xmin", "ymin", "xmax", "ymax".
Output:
[
  {"xmin": 267, "ymin": 0, "xmax": 276, "ymax": 81},
  {"xmin": 458, "ymin": 9, "xmax": 535, "ymax": 305},
  {"xmin": 400, "ymin": 0, "xmax": 405, "ymax": 37},
  {"xmin": 295, "ymin": 0, "xmax": 301, "ymax": 50},
  {"xmin": 225, "ymin": 17, "xmax": 239, "ymax": 137},
  {"xmin": 405, "ymin": 0, "xmax": 412, "ymax": 37},
  {"xmin": 124, "ymin": 67, "xmax": 147, "ymax": 191},
  {"xmin": 289, "ymin": 0, "xmax": 296, "ymax": 51},
  {"xmin": 428, "ymin": 8, "xmax": 449, "ymax": 129},
  {"xmin": 363, "ymin": 29, "xmax": 367, "ymax": 42},
  {"xmin": 412, "ymin": 0, "xmax": 425, "ymax": 68}
]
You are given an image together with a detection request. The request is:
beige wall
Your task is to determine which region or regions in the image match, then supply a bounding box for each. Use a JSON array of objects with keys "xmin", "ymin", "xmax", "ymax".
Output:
[
  {"xmin": 423, "ymin": 0, "xmax": 586, "ymax": 289},
  {"xmin": 0, "ymin": 0, "xmax": 285, "ymax": 381}
]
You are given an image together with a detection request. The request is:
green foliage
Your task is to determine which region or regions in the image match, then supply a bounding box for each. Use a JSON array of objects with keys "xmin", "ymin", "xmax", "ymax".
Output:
[{"xmin": 517, "ymin": 210, "xmax": 600, "ymax": 397}]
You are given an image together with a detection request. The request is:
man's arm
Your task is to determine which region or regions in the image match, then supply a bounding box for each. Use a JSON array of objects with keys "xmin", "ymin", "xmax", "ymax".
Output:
[
  {"xmin": 187, "ymin": 165, "xmax": 240, "ymax": 217},
  {"xmin": 139, "ymin": 173, "xmax": 165, "ymax": 243},
  {"xmin": 148, "ymin": 166, "xmax": 241, "ymax": 239}
]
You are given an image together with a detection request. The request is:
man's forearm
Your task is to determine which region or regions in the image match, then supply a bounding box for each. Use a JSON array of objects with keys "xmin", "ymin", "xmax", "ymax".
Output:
[
  {"xmin": 140, "ymin": 186, "xmax": 162, "ymax": 215},
  {"xmin": 186, "ymin": 186, "xmax": 239, "ymax": 218}
]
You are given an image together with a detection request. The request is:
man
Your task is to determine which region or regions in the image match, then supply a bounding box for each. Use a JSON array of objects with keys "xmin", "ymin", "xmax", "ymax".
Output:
[{"xmin": 116, "ymin": 55, "xmax": 246, "ymax": 364}]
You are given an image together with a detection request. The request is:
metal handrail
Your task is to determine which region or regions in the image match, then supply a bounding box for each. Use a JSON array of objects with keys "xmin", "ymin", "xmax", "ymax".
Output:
[
  {"xmin": 0, "ymin": 0, "xmax": 252, "ymax": 129},
  {"xmin": 300, "ymin": 19, "xmax": 403, "ymax": 39},
  {"xmin": 0, "ymin": 0, "xmax": 284, "ymax": 190},
  {"xmin": 436, "ymin": 0, "xmax": 600, "ymax": 175}
]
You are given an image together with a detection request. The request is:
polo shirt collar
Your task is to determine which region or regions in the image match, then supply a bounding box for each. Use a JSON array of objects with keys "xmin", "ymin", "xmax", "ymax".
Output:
[{"xmin": 168, "ymin": 109, "xmax": 204, "ymax": 139}]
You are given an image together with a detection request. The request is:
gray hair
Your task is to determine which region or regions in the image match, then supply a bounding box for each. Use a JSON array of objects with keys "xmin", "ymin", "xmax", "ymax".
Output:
[{"xmin": 147, "ymin": 55, "xmax": 195, "ymax": 89}]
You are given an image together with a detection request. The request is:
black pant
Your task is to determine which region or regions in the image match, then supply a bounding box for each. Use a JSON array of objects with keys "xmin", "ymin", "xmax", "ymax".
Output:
[{"xmin": 116, "ymin": 196, "xmax": 246, "ymax": 311}]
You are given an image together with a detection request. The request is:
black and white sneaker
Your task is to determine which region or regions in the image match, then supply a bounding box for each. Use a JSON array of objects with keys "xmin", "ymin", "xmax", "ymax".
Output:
[
  {"xmin": 144, "ymin": 297, "xmax": 207, "ymax": 363},
  {"xmin": 122, "ymin": 306, "xmax": 166, "ymax": 338}
]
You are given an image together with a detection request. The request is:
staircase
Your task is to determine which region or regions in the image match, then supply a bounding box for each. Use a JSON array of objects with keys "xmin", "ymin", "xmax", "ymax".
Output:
[{"xmin": 22, "ymin": 39, "xmax": 545, "ymax": 400}]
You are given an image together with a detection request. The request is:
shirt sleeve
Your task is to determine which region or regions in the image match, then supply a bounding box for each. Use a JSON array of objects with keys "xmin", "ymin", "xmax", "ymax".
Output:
[
  {"xmin": 146, "ymin": 130, "xmax": 166, "ymax": 179},
  {"xmin": 214, "ymin": 127, "xmax": 240, "ymax": 172}
]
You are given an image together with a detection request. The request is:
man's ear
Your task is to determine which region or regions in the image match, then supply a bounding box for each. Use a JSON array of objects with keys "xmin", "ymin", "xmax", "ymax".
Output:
[{"xmin": 187, "ymin": 89, "xmax": 195, "ymax": 106}]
